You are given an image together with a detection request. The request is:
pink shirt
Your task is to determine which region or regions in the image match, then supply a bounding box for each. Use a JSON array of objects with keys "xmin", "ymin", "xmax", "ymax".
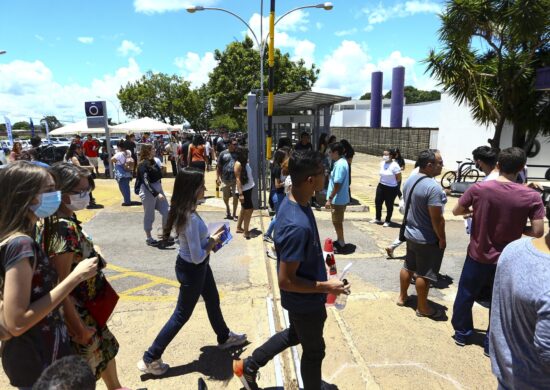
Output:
[{"xmin": 458, "ymin": 180, "xmax": 545, "ymax": 264}]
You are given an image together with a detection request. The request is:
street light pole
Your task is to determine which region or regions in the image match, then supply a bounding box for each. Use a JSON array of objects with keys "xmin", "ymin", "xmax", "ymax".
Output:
[{"xmin": 96, "ymin": 96, "xmax": 121, "ymax": 124}]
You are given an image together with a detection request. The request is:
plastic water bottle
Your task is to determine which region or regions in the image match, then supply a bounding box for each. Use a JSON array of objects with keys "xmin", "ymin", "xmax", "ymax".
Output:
[
  {"xmin": 334, "ymin": 279, "xmax": 350, "ymax": 310},
  {"xmin": 335, "ymin": 263, "xmax": 353, "ymax": 310}
]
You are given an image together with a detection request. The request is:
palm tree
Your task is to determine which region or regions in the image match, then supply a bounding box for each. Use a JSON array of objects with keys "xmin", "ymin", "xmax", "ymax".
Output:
[{"xmin": 425, "ymin": 0, "xmax": 550, "ymax": 149}]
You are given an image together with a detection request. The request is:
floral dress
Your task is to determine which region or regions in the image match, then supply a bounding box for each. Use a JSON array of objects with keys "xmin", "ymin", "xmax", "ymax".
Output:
[
  {"xmin": 51, "ymin": 216, "xmax": 119, "ymax": 379},
  {"xmin": 1, "ymin": 235, "xmax": 73, "ymax": 388}
]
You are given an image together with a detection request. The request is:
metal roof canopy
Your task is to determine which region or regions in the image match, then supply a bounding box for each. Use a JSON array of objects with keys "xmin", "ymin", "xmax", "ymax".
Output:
[{"xmin": 271, "ymin": 90, "xmax": 350, "ymax": 113}]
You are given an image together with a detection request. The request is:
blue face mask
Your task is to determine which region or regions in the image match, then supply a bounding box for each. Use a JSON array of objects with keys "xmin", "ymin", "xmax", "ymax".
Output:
[{"xmin": 30, "ymin": 191, "xmax": 62, "ymax": 218}]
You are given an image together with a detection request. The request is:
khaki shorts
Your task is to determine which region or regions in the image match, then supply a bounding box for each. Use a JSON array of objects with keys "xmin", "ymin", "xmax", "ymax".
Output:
[
  {"xmin": 221, "ymin": 180, "xmax": 237, "ymax": 199},
  {"xmin": 331, "ymin": 204, "xmax": 346, "ymax": 224},
  {"xmin": 87, "ymin": 156, "xmax": 99, "ymax": 168}
]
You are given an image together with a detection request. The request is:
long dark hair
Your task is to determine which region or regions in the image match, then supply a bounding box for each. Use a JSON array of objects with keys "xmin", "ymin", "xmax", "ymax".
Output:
[
  {"xmin": 272, "ymin": 149, "xmax": 287, "ymax": 167},
  {"xmin": 65, "ymin": 143, "xmax": 80, "ymax": 160},
  {"xmin": 236, "ymin": 147, "xmax": 249, "ymax": 185},
  {"xmin": 163, "ymin": 168, "xmax": 204, "ymax": 239},
  {"xmin": 317, "ymin": 133, "xmax": 328, "ymax": 152}
]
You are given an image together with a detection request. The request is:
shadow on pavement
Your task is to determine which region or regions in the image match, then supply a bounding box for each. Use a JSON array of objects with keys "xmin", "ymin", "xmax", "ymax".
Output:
[{"xmin": 140, "ymin": 343, "xmax": 249, "ymax": 383}]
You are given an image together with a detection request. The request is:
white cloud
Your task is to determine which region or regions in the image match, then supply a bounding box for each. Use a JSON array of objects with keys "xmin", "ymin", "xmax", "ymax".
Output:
[
  {"xmin": 314, "ymin": 40, "xmax": 437, "ymax": 98},
  {"xmin": 117, "ymin": 40, "xmax": 142, "ymax": 56},
  {"xmin": 77, "ymin": 37, "xmax": 94, "ymax": 44},
  {"xmin": 316, "ymin": 22, "xmax": 323, "ymax": 30},
  {"xmin": 364, "ymin": 25, "xmax": 374, "ymax": 32},
  {"xmin": 335, "ymin": 28, "xmax": 358, "ymax": 37},
  {"xmin": 133, "ymin": 0, "xmax": 219, "ymax": 14},
  {"xmin": 35, "ymin": 34, "xmax": 44, "ymax": 41},
  {"xmin": 363, "ymin": 0, "xmax": 442, "ymax": 25},
  {"xmin": 174, "ymin": 52, "xmax": 217, "ymax": 88},
  {"xmin": 0, "ymin": 59, "xmax": 142, "ymax": 123},
  {"xmin": 247, "ymin": 11, "xmax": 315, "ymax": 66}
]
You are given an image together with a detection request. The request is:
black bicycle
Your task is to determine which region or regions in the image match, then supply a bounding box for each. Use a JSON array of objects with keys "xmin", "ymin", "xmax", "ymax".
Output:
[{"xmin": 440, "ymin": 158, "xmax": 481, "ymax": 189}]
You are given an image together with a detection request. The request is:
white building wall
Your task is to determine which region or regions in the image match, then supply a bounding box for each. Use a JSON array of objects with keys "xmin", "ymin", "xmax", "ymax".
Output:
[{"xmin": 436, "ymin": 93, "xmax": 494, "ymax": 167}]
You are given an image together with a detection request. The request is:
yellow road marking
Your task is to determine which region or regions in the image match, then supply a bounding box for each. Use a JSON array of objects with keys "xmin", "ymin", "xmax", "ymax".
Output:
[{"xmin": 106, "ymin": 263, "xmax": 224, "ymax": 302}]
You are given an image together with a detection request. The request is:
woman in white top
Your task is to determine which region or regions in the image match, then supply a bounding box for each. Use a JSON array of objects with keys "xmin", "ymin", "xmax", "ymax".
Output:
[
  {"xmin": 234, "ymin": 147, "xmax": 255, "ymax": 239},
  {"xmin": 138, "ymin": 168, "xmax": 247, "ymax": 376},
  {"xmin": 373, "ymin": 148, "xmax": 402, "ymax": 227}
]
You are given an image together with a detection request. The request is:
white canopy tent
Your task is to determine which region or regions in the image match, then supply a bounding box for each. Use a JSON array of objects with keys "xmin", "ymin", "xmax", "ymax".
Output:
[
  {"xmin": 111, "ymin": 117, "xmax": 177, "ymax": 133},
  {"xmin": 49, "ymin": 120, "xmax": 131, "ymax": 136}
]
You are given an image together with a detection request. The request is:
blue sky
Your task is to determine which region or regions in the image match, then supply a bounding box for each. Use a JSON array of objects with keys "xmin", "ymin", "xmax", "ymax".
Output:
[{"xmin": 0, "ymin": 0, "xmax": 445, "ymax": 123}]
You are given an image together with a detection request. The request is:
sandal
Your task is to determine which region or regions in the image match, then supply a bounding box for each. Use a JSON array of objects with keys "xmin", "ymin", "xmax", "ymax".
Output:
[
  {"xmin": 416, "ymin": 308, "xmax": 445, "ymax": 319},
  {"xmin": 236, "ymin": 228, "xmax": 244, "ymax": 234},
  {"xmin": 396, "ymin": 296, "xmax": 411, "ymax": 307}
]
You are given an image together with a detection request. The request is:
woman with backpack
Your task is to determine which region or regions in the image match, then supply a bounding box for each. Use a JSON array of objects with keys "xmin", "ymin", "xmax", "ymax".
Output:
[
  {"xmin": 234, "ymin": 148, "xmax": 255, "ymax": 239},
  {"xmin": 111, "ymin": 140, "xmax": 135, "ymax": 206},
  {"xmin": 135, "ymin": 144, "xmax": 171, "ymax": 247},
  {"xmin": 0, "ymin": 161, "xmax": 98, "ymax": 389}
]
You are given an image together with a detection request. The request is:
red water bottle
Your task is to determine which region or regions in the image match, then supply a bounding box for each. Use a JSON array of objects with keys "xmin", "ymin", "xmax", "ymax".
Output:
[{"xmin": 324, "ymin": 238, "xmax": 338, "ymax": 305}]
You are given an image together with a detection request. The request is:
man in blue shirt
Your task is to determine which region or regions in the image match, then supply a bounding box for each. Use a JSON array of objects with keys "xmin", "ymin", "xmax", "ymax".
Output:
[
  {"xmin": 233, "ymin": 150, "xmax": 348, "ymax": 390},
  {"xmin": 325, "ymin": 142, "xmax": 350, "ymax": 254}
]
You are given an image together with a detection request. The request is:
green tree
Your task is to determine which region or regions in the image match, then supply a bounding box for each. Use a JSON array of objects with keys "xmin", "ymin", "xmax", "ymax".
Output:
[
  {"xmin": 360, "ymin": 92, "xmax": 371, "ymax": 100},
  {"xmin": 41, "ymin": 115, "xmax": 63, "ymax": 130},
  {"xmin": 425, "ymin": 0, "xmax": 550, "ymax": 149},
  {"xmin": 118, "ymin": 71, "xmax": 195, "ymax": 126},
  {"xmin": 185, "ymin": 85, "xmax": 213, "ymax": 130},
  {"xmin": 210, "ymin": 113, "xmax": 239, "ymax": 132},
  {"xmin": 208, "ymin": 37, "xmax": 319, "ymax": 129},
  {"xmin": 12, "ymin": 121, "xmax": 30, "ymax": 130},
  {"xmin": 383, "ymin": 86, "xmax": 441, "ymax": 103}
]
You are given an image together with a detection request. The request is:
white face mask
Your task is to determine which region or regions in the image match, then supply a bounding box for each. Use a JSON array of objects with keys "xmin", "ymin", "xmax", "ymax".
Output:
[
  {"xmin": 67, "ymin": 192, "xmax": 90, "ymax": 211},
  {"xmin": 382, "ymin": 155, "xmax": 390, "ymax": 161}
]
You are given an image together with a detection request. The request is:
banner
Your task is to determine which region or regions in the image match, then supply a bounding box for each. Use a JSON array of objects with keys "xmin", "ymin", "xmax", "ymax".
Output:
[
  {"xmin": 43, "ymin": 120, "xmax": 50, "ymax": 142},
  {"xmin": 4, "ymin": 116, "xmax": 13, "ymax": 145},
  {"xmin": 29, "ymin": 117, "xmax": 35, "ymax": 137}
]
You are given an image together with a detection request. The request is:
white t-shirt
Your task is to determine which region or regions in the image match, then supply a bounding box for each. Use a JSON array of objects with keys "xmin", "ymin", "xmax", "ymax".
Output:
[
  {"xmin": 205, "ymin": 141, "xmax": 212, "ymax": 156},
  {"xmin": 241, "ymin": 163, "xmax": 255, "ymax": 192},
  {"xmin": 379, "ymin": 160, "xmax": 401, "ymax": 187}
]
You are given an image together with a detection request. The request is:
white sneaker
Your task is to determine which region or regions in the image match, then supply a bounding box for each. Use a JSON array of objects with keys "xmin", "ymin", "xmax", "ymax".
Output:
[
  {"xmin": 219, "ymin": 331, "xmax": 247, "ymax": 350},
  {"xmin": 383, "ymin": 222, "xmax": 391, "ymax": 227},
  {"xmin": 137, "ymin": 358, "xmax": 170, "ymax": 376},
  {"xmin": 370, "ymin": 219, "xmax": 382, "ymax": 224}
]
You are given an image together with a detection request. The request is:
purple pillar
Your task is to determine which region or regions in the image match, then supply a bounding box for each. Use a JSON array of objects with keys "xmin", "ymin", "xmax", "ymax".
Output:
[
  {"xmin": 390, "ymin": 66, "xmax": 405, "ymax": 128},
  {"xmin": 370, "ymin": 71, "xmax": 383, "ymax": 128}
]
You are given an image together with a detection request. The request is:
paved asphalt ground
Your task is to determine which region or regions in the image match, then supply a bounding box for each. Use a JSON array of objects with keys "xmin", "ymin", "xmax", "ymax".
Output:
[{"xmin": 2, "ymin": 153, "xmax": 514, "ymax": 390}]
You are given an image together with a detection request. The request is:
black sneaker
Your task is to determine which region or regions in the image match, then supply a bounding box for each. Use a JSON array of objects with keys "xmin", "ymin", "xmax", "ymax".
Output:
[
  {"xmin": 86, "ymin": 203, "xmax": 104, "ymax": 209},
  {"xmin": 233, "ymin": 358, "xmax": 259, "ymax": 390}
]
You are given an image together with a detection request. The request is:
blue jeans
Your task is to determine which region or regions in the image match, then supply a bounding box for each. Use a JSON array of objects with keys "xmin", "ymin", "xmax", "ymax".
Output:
[
  {"xmin": 143, "ymin": 257, "xmax": 229, "ymax": 363},
  {"xmin": 117, "ymin": 177, "xmax": 132, "ymax": 204},
  {"xmin": 452, "ymin": 255, "xmax": 496, "ymax": 350},
  {"xmin": 265, "ymin": 192, "xmax": 285, "ymax": 238}
]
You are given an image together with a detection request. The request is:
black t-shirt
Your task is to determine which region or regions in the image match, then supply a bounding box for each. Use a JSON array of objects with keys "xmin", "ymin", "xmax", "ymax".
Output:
[
  {"xmin": 294, "ymin": 142, "xmax": 313, "ymax": 151},
  {"xmin": 271, "ymin": 165, "xmax": 284, "ymax": 194},
  {"xmin": 274, "ymin": 197, "xmax": 327, "ymax": 313}
]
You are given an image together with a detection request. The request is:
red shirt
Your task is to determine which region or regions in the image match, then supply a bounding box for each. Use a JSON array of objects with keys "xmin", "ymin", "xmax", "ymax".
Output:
[
  {"xmin": 82, "ymin": 139, "xmax": 99, "ymax": 157},
  {"xmin": 458, "ymin": 180, "xmax": 545, "ymax": 264}
]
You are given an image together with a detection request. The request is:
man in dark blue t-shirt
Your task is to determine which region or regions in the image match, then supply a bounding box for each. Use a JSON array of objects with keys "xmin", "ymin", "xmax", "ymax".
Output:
[{"xmin": 233, "ymin": 150, "xmax": 348, "ymax": 390}]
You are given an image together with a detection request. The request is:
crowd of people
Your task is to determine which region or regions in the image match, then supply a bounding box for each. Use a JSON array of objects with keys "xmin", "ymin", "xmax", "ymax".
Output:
[{"xmin": 1, "ymin": 127, "xmax": 549, "ymax": 389}]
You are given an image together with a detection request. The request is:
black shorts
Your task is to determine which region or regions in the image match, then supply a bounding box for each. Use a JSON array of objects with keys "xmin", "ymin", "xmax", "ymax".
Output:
[
  {"xmin": 241, "ymin": 188, "xmax": 253, "ymax": 209},
  {"xmin": 403, "ymin": 240, "xmax": 444, "ymax": 282}
]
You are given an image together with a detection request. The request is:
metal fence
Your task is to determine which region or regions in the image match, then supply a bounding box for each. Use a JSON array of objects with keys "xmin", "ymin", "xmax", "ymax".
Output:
[{"xmin": 330, "ymin": 127, "xmax": 438, "ymax": 160}]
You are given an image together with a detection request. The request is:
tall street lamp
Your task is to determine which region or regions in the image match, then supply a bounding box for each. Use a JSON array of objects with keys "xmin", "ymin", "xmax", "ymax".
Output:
[
  {"xmin": 186, "ymin": 3, "xmax": 332, "ymax": 92},
  {"xmin": 96, "ymin": 96, "xmax": 121, "ymax": 124}
]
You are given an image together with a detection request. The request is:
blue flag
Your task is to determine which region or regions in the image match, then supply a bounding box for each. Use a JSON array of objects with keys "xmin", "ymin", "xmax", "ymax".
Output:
[
  {"xmin": 29, "ymin": 117, "xmax": 35, "ymax": 137},
  {"xmin": 4, "ymin": 116, "xmax": 13, "ymax": 145}
]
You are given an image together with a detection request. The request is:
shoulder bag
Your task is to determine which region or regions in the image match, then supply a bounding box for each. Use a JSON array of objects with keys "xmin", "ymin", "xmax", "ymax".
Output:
[{"xmin": 399, "ymin": 176, "xmax": 430, "ymax": 242}]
